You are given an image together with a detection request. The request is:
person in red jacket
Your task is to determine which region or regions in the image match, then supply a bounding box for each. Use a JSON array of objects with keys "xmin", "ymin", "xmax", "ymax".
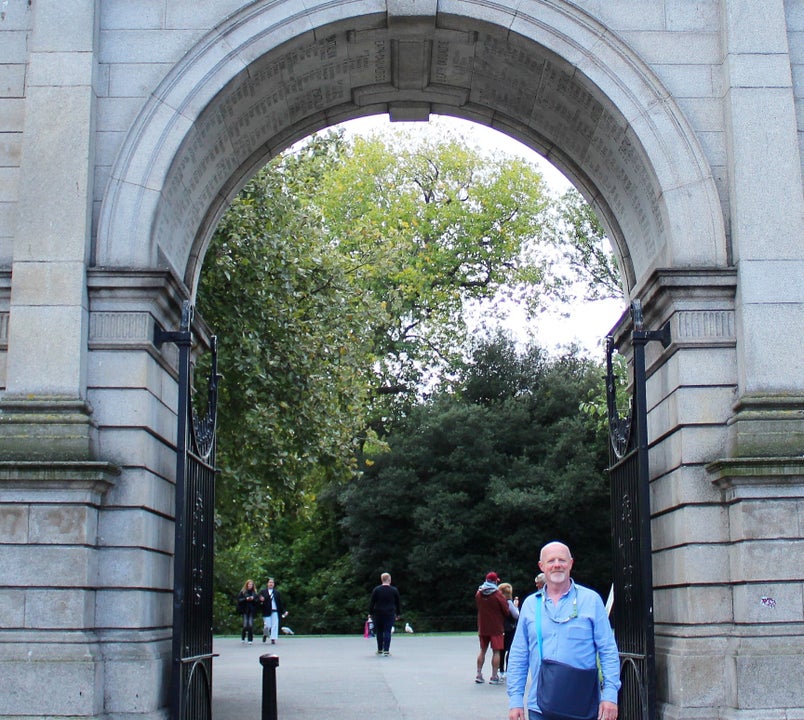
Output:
[{"xmin": 475, "ymin": 571, "xmax": 510, "ymax": 685}]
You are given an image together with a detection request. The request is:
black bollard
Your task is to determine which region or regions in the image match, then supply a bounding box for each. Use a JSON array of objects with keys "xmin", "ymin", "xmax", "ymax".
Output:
[{"xmin": 259, "ymin": 654, "xmax": 280, "ymax": 720}]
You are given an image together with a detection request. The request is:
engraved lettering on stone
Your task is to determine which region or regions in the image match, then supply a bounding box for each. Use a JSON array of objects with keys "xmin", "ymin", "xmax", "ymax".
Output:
[{"xmin": 375, "ymin": 40, "xmax": 388, "ymax": 83}]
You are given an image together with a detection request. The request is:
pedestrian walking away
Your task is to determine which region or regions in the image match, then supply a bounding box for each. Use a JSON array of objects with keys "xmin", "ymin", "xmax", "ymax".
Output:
[
  {"xmin": 506, "ymin": 541, "xmax": 621, "ymax": 720},
  {"xmin": 498, "ymin": 581, "xmax": 520, "ymax": 679},
  {"xmin": 368, "ymin": 572, "xmax": 401, "ymax": 656},
  {"xmin": 474, "ymin": 571, "xmax": 510, "ymax": 685}
]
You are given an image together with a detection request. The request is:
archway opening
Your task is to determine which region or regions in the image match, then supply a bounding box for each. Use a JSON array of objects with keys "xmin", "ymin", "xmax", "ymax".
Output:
[{"xmin": 196, "ymin": 114, "xmax": 625, "ymax": 641}]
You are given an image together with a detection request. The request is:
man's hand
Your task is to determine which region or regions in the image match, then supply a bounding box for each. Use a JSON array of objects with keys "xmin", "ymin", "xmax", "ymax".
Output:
[
  {"xmin": 598, "ymin": 701, "xmax": 618, "ymax": 720},
  {"xmin": 508, "ymin": 709, "xmax": 525, "ymax": 720}
]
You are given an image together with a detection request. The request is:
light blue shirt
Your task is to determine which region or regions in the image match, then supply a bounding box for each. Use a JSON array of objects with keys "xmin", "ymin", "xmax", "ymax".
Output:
[{"xmin": 506, "ymin": 580, "xmax": 621, "ymax": 711}]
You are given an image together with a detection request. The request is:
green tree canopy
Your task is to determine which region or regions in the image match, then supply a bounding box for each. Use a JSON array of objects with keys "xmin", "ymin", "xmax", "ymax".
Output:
[
  {"xmin": 199, "ymin": 129, "xmax": 556, "ymax": 546},
  {"xmin": 197, "ymin": 126, "xmax": 622, "ymax": 631},
  {"xmin": 336, "ymin": 334, "xmax": 612, "ymax": 632}
]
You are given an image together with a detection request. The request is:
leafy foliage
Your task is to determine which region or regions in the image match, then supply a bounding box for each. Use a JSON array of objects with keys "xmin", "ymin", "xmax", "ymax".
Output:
[
  {"xmin": 336, "ymin": 335, "xmax": 612, "ymax": 632},
  {"xmin": 197, "ymin": 127, "xmax": 622, "ymax": 634},
  {"xmin": 199, "ymin": 129, "xmax": 553, "ymax": 547},
  {"xmin": 541, "ymin": 188, "xmax": 623, "ymax": 301}
]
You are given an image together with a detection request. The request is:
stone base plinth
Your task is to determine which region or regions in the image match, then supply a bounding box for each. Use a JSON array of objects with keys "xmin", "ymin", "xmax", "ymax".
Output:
[{"xmin": 0, "ymin": 396, "xmax": 97, "ymax": 461}]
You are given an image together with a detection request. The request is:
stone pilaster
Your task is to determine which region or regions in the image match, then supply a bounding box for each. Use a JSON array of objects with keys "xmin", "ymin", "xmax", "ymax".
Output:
[
  {"xmin": 1, "ymin": 0, "xmax": 99, "ymax": 458},
  {"xmin": 722, "ymin": 0, "xmax": 804, "ymax": 454}
]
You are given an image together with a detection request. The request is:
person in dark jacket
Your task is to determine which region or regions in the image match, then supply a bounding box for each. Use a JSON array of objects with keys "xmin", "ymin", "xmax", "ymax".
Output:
[
  {"xmin": 369, "ymin": 572, "xmax": 401, "ymax": 656},
  {"xmin": 475, "ymin": 571, "xmax": 510, "ymax": 684},
  {"xmin": 237, "ymin": 579, "xmax": 260, "ymax": 644},
  {"xmin": 259, "ymin": 577, "xmax": 288, "ymax": 644}
]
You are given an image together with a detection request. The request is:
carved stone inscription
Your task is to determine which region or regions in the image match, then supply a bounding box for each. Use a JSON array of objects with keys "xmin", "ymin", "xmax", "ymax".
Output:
[
  {"xmin": 471, "ymin": 32, "xmax": 665, "ymax": 271},
  {"xmin": 155, "ymin": 32, "xmax": 385, "ymax": 267},
  {"xmin": 154, "ymin": 26, "xmax": 667, "ymax": 279}
]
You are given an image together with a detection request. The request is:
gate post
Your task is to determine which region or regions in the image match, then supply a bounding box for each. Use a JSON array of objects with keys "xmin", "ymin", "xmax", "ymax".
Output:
[
  {"xmin": 607, "ymin": 299, "xmax": 670, "ymax": 720},
  {"xmin": 156, "ymin": 301, "xmax": 219, "ymax": 720}
]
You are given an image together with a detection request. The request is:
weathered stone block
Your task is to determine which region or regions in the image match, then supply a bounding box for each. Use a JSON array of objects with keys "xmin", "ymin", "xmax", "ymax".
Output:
[
  {"xmin": 654, "ymin": 585, "xmax": 734, "ymax": 625},
  {"xmin": 0, "ymin": 589, "xmax": 25, "ymax": 627},
  {"xmin": 29, "ymin": 504, "xmax": 97, "ymax": 544},
  {"xmin": 733, "ymin": 581, "xmax": 803, "ymax": 624},
  {"xmin": 97, "ymin": 546, "xmax": 173, "ymax": 590},
  {"xmin": 659, "ymin": 638, "xmax": 728, "ymax": 707},
  {"xmin": 734, "ymin": 638, "xmax": 804, "ymax": 708},
  {"xmin": 26, "ymin": 51, "xmax": 95, "ymax": 88},
  {"xmin": 650, "ymin": 425, "xmax": 729, "ymax": 479},
  {"xmin": 653, "ymin": 543, "xmax": 731, "ymax": 587},
  {"xmin": 621, "ymin": 30, "xmax": 721, "ymax": 64},
  {"xmin": 102, "ymin": 466, "xmax": 175, "ymax": 518},
  {"xmin": 652, "ymin": 504, "xmax": 729, "ymax": 549},
  {"xmin": 101, "ymin": 637, "xmax": 172, "ymax": 713},
  {"xmin": 0, "ymin": 64, "xmax": 25, "ymax": 98},
  {"xmin": 98, "ymin": 507, "xmax": 173, "ymax": 552},
  {"xmin": 1, "ymin": 545, "xmax": 95, "ymax": 587},
  {"xmin": 89, "ymin": 387, "xmax": 176, "ymax": 445},
  {"xmin": 100, "ymin": 0, "xmax": 165, "ymax": 31},
  {"xmin": 728, "ymin": 497, "xmax": 804, "ymax": 541},
  {"xmin": 25, "ymin": 588, "xmax": 94, "ymax": 628},
  {"xmin": 9, "ymin": 261, "xmax": 86, "ymax": 306},
  {"xmin": 107, "ymin": 61, "xmax": 172, "ymax": 98},
  {"xmin": 96, "ymin": 588, "xmax": 172, "ymax": 629},
  {"xmin": 166, "ymin": 0, "xmax": 256, "ymax": 29},
  {"xmin": 0, "ymin": 655, "xmax": 103, "ymax": 716},
  {"xmin": 650, "ymin": 464, "xmax": 723, "ymax": 515},
  {"xmin": 98, "ymin": 28, "xmax": 201, "ymax": 64},
  {"xmin": 731, "ymin": 539, "xmax": 804, "ymax": 583},
  {"xmin": 0, "ymin": 505, "xmax": 28, "ymax": 542},
  {"xmin": 666, "ymin": 0, "xmax": 719, "ymax": 32}
]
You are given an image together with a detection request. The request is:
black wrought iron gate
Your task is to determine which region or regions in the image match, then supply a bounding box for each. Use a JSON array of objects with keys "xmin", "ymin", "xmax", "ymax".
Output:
[
  {"xmin": 606, "ymin": 300, "xmax": 669, "ymax": 720},
  {"xmin": 156, "ymin": 302, "xmax": 220, "ymax": 720}
]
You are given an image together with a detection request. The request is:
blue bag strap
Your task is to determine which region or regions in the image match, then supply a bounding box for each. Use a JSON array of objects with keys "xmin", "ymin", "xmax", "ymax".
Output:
[{"xmin": 536, "ymin": 592, "xmax": 543, "ymax": 659}]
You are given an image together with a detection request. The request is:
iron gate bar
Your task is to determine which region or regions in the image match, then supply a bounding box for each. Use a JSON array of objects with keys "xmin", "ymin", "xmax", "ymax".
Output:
[
  {"xmin": 156, "ymin": 302, "xmax": 220, "ymax": 720},
  {"xmin": 606, "ymin": 299, "xmax": 669, "ymax": 720}
]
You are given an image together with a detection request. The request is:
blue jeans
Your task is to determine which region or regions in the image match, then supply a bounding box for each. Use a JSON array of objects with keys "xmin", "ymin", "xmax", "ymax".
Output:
[
  {"xmin": 528, "ymin": 712, "xmax": 544, "ymax": 720},
  {"xmin": 241, "ymin": 610, "xmax": 256, "ymax": 641}
]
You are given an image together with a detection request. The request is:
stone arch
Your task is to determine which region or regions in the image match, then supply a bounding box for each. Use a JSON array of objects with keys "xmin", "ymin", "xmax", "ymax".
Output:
[{"xmin": 96, "ymin": 0, "xmax": 727, "ymax": 298}]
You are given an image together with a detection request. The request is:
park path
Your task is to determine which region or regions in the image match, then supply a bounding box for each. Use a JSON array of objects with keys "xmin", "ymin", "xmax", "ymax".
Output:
[{"xmin": 212, "ymin": 634, "xmax": 520, "ymax": 720}]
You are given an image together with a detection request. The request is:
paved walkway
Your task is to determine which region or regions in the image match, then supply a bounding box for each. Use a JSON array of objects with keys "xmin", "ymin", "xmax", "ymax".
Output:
[{"xmin": 212, "ymin": 634, "xmax": 520, "ymax": 719}]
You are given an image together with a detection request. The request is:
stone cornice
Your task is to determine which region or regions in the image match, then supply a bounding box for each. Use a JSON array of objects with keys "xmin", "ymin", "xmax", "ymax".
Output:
[
  {"xmin": 0, "ymin": 460, "xmax": 119, "ymax": 503},
  {"xmin": 707, "ymin": 456, "xmax": 804, "ymax": 500}
]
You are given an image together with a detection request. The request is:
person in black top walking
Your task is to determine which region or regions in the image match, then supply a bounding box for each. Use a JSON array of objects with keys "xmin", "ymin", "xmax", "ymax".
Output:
[
  {"xmin": 369, "ymin": 572, "xmax": 401, "ymax": 656},
  {"xmin": 259, "ymin": 577, "xmax": 288, "ymax": 644},
  {"xmin": 237, "ymin": 579, "xmax": 260, "ymax": 644}
]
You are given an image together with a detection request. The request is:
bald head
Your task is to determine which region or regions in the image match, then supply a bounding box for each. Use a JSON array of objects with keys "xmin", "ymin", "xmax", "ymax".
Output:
[{"xmin": 540, "ymin": 541, "xmax": 572, "ymax": 562}]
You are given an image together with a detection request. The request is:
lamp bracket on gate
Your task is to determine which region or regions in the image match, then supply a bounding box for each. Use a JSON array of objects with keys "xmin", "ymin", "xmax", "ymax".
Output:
[
  {"xmin": 154, "ymin": 302, "xmax": 194, "ymax": 348},
  {"xmin": 153, "ymin": 323, "xmax": 191, "ymax": 348},
  {"xmin": 630, "ymin": 299, "xmax": 671, "ymax": 348}
]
